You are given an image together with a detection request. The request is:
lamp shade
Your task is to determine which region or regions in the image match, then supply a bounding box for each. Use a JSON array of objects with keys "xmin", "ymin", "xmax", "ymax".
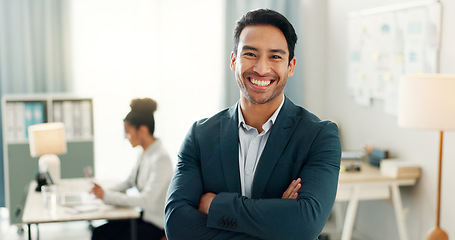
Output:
[
  {"xmin": 28, "ymin": 122, "xmax": 67, "ymax": 157},
  {"xmin": 397, "ymin": 74, "xmax": 455, "ymax": 131}
]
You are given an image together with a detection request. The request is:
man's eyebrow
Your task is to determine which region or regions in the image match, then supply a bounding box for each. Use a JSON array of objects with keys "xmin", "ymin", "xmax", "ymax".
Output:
[
  {"xmin": 269, "ymin": 49, "xmax": 287, "ymax": 55},
  {"xmin": 242, "ymin": 45, "xmax": 258, "ymax": 52}
]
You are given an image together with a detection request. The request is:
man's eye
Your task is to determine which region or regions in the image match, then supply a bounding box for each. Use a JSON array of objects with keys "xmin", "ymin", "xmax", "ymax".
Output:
[
  {"xmin": 271, "ymin": 55, "xmax": 282, "ymax": 59},
  {"xmin": 244, "ymin": 52, "xmax": 255, "ymax": 57}
]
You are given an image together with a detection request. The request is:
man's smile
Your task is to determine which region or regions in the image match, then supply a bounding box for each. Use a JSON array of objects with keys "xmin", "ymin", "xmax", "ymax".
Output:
[
  {"xmin": 250, "ymin": 77, "xmax": 272, "ymax": 87},
  {"xmin": 245, "ymin": 73, "xmax": 278, "ymax": 89}
]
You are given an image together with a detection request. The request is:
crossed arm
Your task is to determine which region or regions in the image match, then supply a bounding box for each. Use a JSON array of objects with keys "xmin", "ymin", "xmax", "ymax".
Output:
[
  {"xmin": 198, "ymin": 178, "xmax": 302, "ymax": 214},
  {"xmin": 165, "ymin": 121, "xmax": 341, "ymax": 240},
  {"xmin": 165, "ymin": 163, "xmax": 335, "ymax": 240}
]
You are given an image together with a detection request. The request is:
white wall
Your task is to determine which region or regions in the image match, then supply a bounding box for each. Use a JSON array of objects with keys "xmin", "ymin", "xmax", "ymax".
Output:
[
  {"xmin": 323, "ymin": 0, "xmax": 455, "ymax": 239},
  {"xmin": 70, "ymin": 0, "xmax": 225, "ymax": 180},
  {"xmin": 300, "ymin": 0, "xmax": 328, "ymax": 117}
]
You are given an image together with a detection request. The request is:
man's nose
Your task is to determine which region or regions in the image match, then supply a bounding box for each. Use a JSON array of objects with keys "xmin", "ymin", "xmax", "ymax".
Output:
[{"xmin": 252, "ymin": 57, "xmax": 270, "ymax": 75}]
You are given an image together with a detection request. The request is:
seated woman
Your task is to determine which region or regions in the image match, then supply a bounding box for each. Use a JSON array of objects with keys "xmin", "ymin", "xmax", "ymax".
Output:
[{"xmin": 90, "ymin": 98, "xmax": 173, "ymax": 240}]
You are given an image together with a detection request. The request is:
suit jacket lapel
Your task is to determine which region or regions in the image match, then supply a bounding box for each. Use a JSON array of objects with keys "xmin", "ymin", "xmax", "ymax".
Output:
[
  {"xmin": 252, "ymin": 97, "xmax": 301, "ymax": 198},
  {"xmin": 220, "ymin": 105, "xmax": 242, "ymax": 193}
]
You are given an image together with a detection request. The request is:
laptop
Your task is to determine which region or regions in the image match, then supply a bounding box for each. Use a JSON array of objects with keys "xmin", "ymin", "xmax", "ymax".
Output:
[{"xmin": 59, "ymin": 192, "xmax": 101, "ymax": 207}]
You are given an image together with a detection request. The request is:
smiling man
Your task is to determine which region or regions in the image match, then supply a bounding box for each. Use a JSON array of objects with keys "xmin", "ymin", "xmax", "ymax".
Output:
[{"xmin": 165, "ymin": 9, "xmax": 341, "ymax": 240}]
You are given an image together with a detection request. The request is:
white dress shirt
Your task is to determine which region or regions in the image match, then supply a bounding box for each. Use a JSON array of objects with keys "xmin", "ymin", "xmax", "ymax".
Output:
[{"xmin": 237, "ymin": 98, "xmax": 284, "ymax": 198}]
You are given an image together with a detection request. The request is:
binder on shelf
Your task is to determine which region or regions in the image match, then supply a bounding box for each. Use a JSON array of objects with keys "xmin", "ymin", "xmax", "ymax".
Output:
[
  {"xmin": 52, "ymin": 99, "xmax": 93, "ymax": 139},
  {"xmin": 14, "ymin": 102, "xmax": 26, "ymax": 141},
  {"xmin": 53, "ymin": 101, "xmax": 63, "ymax": 122},
  {"xmin": 33, "ymin": 102, "xmax": 45, "ymax": 125},
  {"xmin": 5, "ymin": 102, "xmax": 17, "ymax": 140},
  {"xmin": 24, "ymin": 102, "xmax": 34, "ymax": 139},
  {"xmin": 80, "ymin": 100, "xmax": 93, "ymax": 138},
  {"xmin": 72, "ymin": 101, "xmax": 82, "ymax": 137},
  {"xmin": 62, "ymin": 101, "xmax": 74, "ymax": 139}
]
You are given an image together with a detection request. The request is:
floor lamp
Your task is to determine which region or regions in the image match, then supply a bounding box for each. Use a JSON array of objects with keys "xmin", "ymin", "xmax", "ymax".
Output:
[{"xmin": 397, "ymin": 74, "xmax": 455, "ymax": 240}]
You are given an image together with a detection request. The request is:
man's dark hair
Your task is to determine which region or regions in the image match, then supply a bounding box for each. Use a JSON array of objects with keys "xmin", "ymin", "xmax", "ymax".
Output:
[{"xmin": 233, "ymin": 9, "xmax": 298, "ymax": 64}]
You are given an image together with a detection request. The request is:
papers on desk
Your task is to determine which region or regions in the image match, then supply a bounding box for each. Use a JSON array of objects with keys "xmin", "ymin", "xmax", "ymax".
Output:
[
  {"xmin": 380, "ymin": 159, "xmax": 421, "ymax": 178},
  {"xmin": 65, "ymin": 204, "xmax": 100, "ymax": 214},
  {"xmin": 60, "ymin": 192, "xmax": 102, "ymax": 214}
]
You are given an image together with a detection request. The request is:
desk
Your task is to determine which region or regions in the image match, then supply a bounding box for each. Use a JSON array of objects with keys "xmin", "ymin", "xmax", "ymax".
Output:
[
  {"xmin": 22, "ymin": 178, "xmax": 140, "ymax": 240},
  {"xmin": 336, "ymin": 161, "xmax": 418, "ymax": 240}
]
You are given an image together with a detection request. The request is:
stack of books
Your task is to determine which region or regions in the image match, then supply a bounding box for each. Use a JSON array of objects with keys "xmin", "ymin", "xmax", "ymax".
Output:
[{"xmin": 380, "ymin": 159, "xmax": 421, "ymax": 178}]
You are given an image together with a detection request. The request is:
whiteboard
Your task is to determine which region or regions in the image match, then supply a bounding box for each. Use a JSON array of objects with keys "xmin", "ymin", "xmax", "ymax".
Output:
[{"xmin": 347, "ymin": 0, "xmax": 441, "ymax": 115}]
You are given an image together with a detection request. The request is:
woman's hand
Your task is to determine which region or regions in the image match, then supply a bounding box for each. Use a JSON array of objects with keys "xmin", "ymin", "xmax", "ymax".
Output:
[{"xmin": 90, "ymin": 182, "xmax": 105, "ymax": 200}]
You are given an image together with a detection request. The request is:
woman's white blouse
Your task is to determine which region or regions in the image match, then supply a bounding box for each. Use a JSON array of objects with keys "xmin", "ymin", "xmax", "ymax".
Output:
[{"xmin": 103, "ymin": 139, "xmax": 174, "ymax": 229}]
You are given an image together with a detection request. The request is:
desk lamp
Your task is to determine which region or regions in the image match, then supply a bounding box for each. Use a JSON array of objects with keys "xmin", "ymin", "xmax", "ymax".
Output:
[
  {"xmin": 28, "ymin": 122, "xmax": 67, "ymax": 185},
  {"xmin": 397, "ymin": 74, "xmax": 455, "ymax": 240}
]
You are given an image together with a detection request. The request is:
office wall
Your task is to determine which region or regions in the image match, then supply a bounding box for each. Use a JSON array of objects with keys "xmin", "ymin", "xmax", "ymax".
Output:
[
  {"xmin": 320, "ymin": 0, "xmax": 455, "ymax": 239},
  {"xmin": 300, "ymin": 0, "xmax": 328, "ymax": 118},
  {"xmin": 69, "ymin": 0, "xmax": 225, "ymax": 180}
]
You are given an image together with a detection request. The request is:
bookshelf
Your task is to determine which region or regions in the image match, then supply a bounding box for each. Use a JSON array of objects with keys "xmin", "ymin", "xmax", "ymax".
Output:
[{"xmin": 1, "ymin": 94, "xmax": 95, "ymax": 225}]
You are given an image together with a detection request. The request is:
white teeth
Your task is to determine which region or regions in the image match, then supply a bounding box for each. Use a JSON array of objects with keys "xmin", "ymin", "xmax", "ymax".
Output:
[{"xmin": 251, "ymin": 78, "xmax": 271, "ymax": 87}]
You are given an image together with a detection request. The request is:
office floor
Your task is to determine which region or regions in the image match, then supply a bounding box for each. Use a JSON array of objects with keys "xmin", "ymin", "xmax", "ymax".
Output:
[{"xmin": 0, "ymin": 207, "xmax": 97, "ymax": 240}]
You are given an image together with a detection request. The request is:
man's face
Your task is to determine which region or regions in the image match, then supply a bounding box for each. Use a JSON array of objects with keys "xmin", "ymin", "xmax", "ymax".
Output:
[{"xmin": 230, "ymin": 25, "xmax": 296, "ymax": 105}]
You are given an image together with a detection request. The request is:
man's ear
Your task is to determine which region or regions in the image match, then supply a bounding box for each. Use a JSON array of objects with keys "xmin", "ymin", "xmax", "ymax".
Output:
[
  {"xmin": 287, "ymin": 57, "xmax": 296, "ymax": 77},
  {"xmin": 230, "ymin": 52, "xmax": 236, "ymax": 72}
]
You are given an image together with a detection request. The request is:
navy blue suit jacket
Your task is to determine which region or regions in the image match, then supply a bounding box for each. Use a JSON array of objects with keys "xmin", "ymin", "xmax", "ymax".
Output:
[{"xmin": 165, "ymin": 97, "xmax": 341, "ymax": 240}]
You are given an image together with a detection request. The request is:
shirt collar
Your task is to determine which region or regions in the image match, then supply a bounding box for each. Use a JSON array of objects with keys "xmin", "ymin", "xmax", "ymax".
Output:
[{"xmin": 237, "ymin": 96, "xmax": 285, "ymax": 130}]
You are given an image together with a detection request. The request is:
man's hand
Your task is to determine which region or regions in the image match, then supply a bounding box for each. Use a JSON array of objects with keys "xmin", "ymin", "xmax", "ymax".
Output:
[
  {"xmin": 198, "ymin": 192, "xmax": 216, "ymax": 215},
  {"xmin": 282, "ymin": 178, "xmax": 301, "ymax": 199},
  {"xmin": 89, "ymin": 182, "xmax": 105, "ymax": 200}
]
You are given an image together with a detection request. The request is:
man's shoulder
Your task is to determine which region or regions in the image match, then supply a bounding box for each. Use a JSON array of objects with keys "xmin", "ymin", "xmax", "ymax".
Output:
[
  {"xmin": 194, "ymin": 105, "xmax": 236, "ymax": 127},
  {"xmin": 186, "ymin": 106, "xmax": 237, "ymax": 142}
]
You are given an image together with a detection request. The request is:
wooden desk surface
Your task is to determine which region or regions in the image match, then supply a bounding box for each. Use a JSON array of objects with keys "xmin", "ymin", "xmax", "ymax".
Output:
[
  {"xmin": 339, "ymin": 161, "xmax": 418, "ymax": 185},
  {"xmin": 22, "ymin": 178, "xmax": 140, "ymax": 224}
]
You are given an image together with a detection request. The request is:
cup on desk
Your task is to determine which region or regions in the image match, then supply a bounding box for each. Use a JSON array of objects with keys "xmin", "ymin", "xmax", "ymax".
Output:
[{"xmin": 41, "ymin": 185, "xmax": 57, "ymax": 216}]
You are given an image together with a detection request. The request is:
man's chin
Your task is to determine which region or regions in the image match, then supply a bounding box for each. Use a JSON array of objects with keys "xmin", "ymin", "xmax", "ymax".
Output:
[{"xmin": 246, "ymin": 95, "xmax": 272, "ymax": 105}]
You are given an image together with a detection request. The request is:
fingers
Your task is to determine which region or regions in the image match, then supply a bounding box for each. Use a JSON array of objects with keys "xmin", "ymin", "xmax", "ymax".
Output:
[
  {"xmin": 289, "ymin": 180, "xmax": 301, "ymax": 199},
  {"xmin": 89, "ymin": 182, "xmax": 98, "ymax": 192},
  {"xmin": 282, "ymin": 178, "xmax": 301, "ymax": 199},
  {"xmin": 89, "ymin": 182, "xmax": 104, "ymax": 199},
  {"xmin": 89, "ymin": 186, "xmax": 98, "ymax": 195}
]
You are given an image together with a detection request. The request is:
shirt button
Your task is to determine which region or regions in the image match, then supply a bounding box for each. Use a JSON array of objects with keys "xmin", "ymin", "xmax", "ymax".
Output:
[
  {"xmin": 246, "ymin": 170, "xmax": 251, "ymax": 175},
  {"xmin": 252, "ymin": 140, "xmax": 257, "ymax": 144}
]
